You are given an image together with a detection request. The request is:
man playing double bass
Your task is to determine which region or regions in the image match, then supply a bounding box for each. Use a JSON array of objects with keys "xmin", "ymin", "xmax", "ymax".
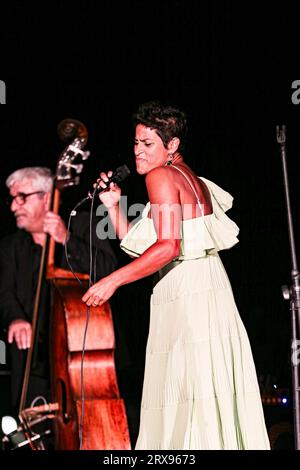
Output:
[{"xmin": 0, "ymin": 166, "xmax": 118, "ymax": 416}]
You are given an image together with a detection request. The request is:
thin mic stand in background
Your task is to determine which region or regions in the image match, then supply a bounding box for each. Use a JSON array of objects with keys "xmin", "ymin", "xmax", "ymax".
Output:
[{"xmin": 277, "ymin": 125, "xmax": 300, "ymax": 450}]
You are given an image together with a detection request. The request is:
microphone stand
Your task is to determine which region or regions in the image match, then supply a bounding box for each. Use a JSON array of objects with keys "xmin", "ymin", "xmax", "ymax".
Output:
[{"xmin": 276, "ymin": 125, "xmax": 300, "ymax": 449}]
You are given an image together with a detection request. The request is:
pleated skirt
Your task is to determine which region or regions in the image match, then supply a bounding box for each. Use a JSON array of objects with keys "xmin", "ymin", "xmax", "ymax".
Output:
[{"xmin": 135, "ymin": 254, "xmax": 270, "ymax": 450}]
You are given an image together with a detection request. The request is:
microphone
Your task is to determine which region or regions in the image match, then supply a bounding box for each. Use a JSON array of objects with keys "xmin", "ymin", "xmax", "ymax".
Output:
[
  {"xmin": 69, "ymin": 164, "xmax": 131, "ymax": 218},
  {"xmin": 88, "ymin": 164, "xmax": 130, "ymax": 199}
]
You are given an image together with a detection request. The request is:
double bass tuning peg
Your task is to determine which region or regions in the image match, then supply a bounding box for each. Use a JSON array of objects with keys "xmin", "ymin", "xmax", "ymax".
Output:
[{"xmin": 56, "ymin": 119, "xmax": 90, "ymax": 189}]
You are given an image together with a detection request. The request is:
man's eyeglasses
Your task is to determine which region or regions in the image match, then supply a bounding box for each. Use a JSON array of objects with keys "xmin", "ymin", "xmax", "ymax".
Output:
[{"xmin": 6, "ymin": 191, "xmax": 45, "ymax": 206}]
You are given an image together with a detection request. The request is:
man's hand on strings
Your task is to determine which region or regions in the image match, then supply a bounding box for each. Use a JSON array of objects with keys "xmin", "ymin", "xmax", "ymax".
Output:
[{"xmin": 43, "ymin": 211, "xmax": 68, "ymax": 244}]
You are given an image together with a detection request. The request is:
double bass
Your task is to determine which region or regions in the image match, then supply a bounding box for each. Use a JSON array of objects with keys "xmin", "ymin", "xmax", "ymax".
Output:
[
  {"xmin": 18, "ymin": 119, "xmax": 131, "ymax": 450},
  {"xmin": 49, "ymin": 119, "xmax": 131, "ymax": 450}
]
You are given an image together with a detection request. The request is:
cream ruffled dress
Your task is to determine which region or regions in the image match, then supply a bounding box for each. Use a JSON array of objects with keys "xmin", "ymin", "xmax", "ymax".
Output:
[{"xmin": 120, "ymin": 169, "xmax": 270, "ymax": 450}]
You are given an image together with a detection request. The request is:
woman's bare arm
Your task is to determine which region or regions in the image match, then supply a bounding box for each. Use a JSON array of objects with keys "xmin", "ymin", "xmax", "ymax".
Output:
[{"xmin": 82, "ymin": 167, "xmax": 182, "ymax": 306}]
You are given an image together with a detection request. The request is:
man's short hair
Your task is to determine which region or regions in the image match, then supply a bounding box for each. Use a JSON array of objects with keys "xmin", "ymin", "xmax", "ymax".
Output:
[{"xmin": 6, "ymin": 167, "xmax": 53, "ymax": 193}]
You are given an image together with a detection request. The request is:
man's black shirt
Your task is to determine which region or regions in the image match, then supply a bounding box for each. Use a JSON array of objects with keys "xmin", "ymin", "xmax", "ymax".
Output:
[{"xmin": 0, "ymin": 211, "xmax": 118, "ymax": 410}]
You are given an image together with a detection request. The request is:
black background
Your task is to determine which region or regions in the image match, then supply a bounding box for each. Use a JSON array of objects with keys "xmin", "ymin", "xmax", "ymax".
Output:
[{"xmin": 1, "ymin": 0, "xmax": 300, "ymax": 451}]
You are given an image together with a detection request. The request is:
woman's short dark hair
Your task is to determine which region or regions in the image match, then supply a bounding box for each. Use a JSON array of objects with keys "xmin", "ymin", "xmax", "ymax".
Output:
[{"xmin": 133, "ymin": 100, "xmax": 188, "ymax": 152}]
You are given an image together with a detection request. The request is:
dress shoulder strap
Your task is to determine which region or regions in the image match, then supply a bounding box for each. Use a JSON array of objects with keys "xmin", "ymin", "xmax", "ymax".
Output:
[{"xmin": 171, "ymin": 165, "xmax": 204, "ymax": 217}]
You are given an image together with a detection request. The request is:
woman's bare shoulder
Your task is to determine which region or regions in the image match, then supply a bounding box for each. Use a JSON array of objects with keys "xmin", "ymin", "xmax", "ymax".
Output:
[{"xmin": 145, "ymin": 167, "xmax": 180, "ymax": 204}]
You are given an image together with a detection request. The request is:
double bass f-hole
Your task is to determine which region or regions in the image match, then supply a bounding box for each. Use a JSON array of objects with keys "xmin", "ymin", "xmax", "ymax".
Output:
[{"xmin": 57, "ymin": 378, "xmax": 71, "ymax": 424}]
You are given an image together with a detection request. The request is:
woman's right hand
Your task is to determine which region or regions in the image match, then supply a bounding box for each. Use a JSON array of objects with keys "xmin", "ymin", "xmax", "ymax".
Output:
[{"xmin": 95, "ymin": 171, "xmax": 122, "ymax": 208}]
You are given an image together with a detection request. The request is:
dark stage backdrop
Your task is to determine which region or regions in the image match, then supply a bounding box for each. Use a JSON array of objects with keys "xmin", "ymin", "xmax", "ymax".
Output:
[{"xmin": 1, "ymin": 0, "xmax": 300, "ymax": 448}]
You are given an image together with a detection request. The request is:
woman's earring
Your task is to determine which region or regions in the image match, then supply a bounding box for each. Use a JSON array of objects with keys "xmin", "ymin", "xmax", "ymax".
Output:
[{"xmin": 166, "ymin": 153, "xmax": 173, "ymax": 166}]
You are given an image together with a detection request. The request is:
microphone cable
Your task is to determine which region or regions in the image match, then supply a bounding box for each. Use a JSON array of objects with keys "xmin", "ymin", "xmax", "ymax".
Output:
[{"xmin": 63, "ymin": 189, "xmax": 97, "ymax": 450}]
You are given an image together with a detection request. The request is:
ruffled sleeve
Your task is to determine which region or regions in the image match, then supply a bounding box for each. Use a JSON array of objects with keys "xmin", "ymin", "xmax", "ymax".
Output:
[
  {"xmin": 179, "ymin": 177, "xmax": 239, "ymax": 259},
  {"xmin": 120, "ymin": 177, "xmax": 240, "ymax": 260},
  {"xmin": 120, "ymin": 202, "xmax": 157, "ymax": 258},
  {"xmin": 200, "ymin": 177, "xmax": 234, "ymax": 211}
]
